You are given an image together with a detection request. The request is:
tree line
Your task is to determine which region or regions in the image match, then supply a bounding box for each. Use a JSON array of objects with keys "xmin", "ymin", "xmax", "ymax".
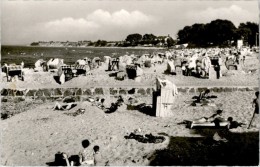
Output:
[
  {"xmin": 123, "ymin": 33, "xmax": 176, "ymax": 47},
  {"xmin": 177, "ymin": 19, "xmax": 259, "ymax": 47},
  {"xmin": 31, "ymin": 19, "xmax": 258, "ymax": 48},
  {"xmin": 31, "ymin": 34, "xmax": 176, "ymax": 48}
]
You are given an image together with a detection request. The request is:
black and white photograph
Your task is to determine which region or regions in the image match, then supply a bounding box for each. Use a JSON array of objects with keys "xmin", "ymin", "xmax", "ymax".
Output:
[{"xmin": 1, "ymin": 0, "xmax": 259, "ymax": 166}]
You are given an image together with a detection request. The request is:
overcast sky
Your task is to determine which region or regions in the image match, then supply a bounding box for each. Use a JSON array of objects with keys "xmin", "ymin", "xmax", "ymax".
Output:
[{"xmin": 1, "ymin": 0, "xmax": 259, "ymax": 45}]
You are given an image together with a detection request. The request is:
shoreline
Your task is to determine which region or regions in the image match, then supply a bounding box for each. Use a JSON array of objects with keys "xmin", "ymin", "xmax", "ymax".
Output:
[{"xmin": 2, "ymin": 45, "xmax": 167, "ymax": 50}]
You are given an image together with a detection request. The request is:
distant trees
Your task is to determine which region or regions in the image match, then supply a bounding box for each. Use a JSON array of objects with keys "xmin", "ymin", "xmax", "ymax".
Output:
[
  {"xmin": 166, "ymin": 36, "xmax": 176, "ymax": 48},
  {"xmin": 30, "ymin": 19, "xmax": 258, "ymax": 48},
  {"xmin": 177, "ymin": 19, "xmax": 259, "ymax": 47},
  {"xmin": 236, "ymin": 22, "xmax": 259, "ymax": 46},
  {"xmin": 94, "ymin": 40, "xmax": 107, "ymax": 47},
  {"xmin": 124, "ymin": 33, "xmax": 175, "ymax": 47},
  {"xmin": 30, "ymin": 42, "xmax": 39, "ymax": 46},
  {"xmin": 125, "ymin": 33, "xmax": 143, "ymax": 46},
  {"xmin": 142, "ymin": 34, "xmax": 157, "ymax": 45},
  {"xmin": 206, "ymin": 19, "xmax": 237, "ymax": 46},
  {"xmin": 177, "ymin": 26, "xmax": 192, "ymax": 44}
]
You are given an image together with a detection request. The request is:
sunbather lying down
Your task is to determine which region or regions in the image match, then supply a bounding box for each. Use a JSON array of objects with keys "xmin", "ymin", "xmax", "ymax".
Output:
[
  {"xmin": 53, "ymin": 102, "xmax": 77, "ymax": 110},
  {"xmin": 105, "ymin": 96, "xmax": 124, "ymax": 114},
  {"xmin": 179, "ymin": 110, "xmax": 245, "ymax": 129},
  {"xmin": 189, "ymin": 89, "xmax": 217, "ymax": 106},
  {"xmin": 178, "ymin": 110, "xmax": 226, "ymax": 128}
]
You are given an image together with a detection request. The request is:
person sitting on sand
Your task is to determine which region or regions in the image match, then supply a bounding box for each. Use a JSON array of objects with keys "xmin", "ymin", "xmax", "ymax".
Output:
[
  {"xmin": 105, "ymin": 96, "xmax": 124, "ymax": 113},
  {"xmin": 196, "ymin": 89, "xmax": 211, "ymax": 103},
  {"xmin": 93, "ymin": 145, "xmax": 103, "ymax": 166},
  {"xmin": 190, "ymin": 89, "xmax": 213, "ymax": 106},
  {"xmin": 79, "ymin": 140, "xmax": 94, "ymax": 165},
  {"xmin": 95, "ymin": 98, "xmax": 105, "ymax": 110},
  {"xmin": 53, "ymin": 102, "xmax": 77, "ymax": 111},
  {"xmin": 80, "ymin": 145, "xmax": 105, "ymax": 166}
]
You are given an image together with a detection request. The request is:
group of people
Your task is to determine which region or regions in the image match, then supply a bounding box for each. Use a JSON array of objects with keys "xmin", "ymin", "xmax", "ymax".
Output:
[
  {"xmin": 50, "ymin": 86, "xmax": 259, "ymax": 165},
  {"xmin": 51, "ymin": 140, "xmax": 106, "ymax": 166},
  {"xmin": 180, "ymin": 51, "xmax": 213, "ymax": 78},
  {"xmin": 183, "ymin": 89, "xmax": 259, "ymax": 130},
  {"xmin": 189, "ymin": 109, "xmax": 245, "ymax": 129},
  {"xmin": 168, "ymin": 46, "xmax": 251, "ymax": 79}
]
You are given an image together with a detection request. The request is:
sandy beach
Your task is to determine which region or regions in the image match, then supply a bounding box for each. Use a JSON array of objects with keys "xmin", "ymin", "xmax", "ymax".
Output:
[
  {"xmin": 1, "ymin": 91, "xmax": 259, "ymax": 166},
  {"xmin": 1, "ymin": 50, "xmax": 259, "ymax": 166},
  {"xmin": 1, "ymin": 53, "xmax": 258, "ymax": 89},
  {"xmin": 2, "ymin": 0, "xmax": 259, "ymax": 166}
]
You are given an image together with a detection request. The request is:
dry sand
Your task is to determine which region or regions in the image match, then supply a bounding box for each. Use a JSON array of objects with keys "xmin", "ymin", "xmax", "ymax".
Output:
[
  {"xmin": 1, "ymin": 53, "xmax": 259, "ymax": 165},
  {"xmin": 1, "ymin": 91, "xmax": 259, "ymax": 166},
  {"xmin": 1, "ymin": 54, "xmax": 258, "ymax": 89}
]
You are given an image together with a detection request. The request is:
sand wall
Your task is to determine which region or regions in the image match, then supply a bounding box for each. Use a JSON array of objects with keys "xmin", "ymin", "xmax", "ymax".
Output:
[{"xmin": 1, "ymin": 86, "xmax": 258, "ymax": 100}]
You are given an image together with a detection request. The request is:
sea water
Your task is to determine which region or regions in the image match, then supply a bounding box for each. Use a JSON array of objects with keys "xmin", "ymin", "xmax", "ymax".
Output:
[{"xmin": 1, "ymin": 45, "xmax": 165, "ymax": 68}]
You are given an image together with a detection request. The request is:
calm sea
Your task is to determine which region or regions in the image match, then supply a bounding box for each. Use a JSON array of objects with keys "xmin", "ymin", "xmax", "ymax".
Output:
[{"xmin": 1, "ymin": 45, "xmax": 166, "ymax": 68}]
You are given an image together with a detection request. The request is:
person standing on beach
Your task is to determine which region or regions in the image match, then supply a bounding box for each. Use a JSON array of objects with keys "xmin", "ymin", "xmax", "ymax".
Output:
[
  {"xmin": 214, "ymin": 54, "xmax": 222, "ymax": 79},
  {"xmin": 201, "ymin": 52, "xmax": 211, "ymax": 78},
  {"xmin": 242, "ymin": 55, "xmax": 246, "ymax": 66},
  {"xmin": 248, "ymin": 91, "xmax": 259, "ymax": 129},
  {"xmin": 252, "ymin": 91, "xmax": 259, "ymax": 114}
]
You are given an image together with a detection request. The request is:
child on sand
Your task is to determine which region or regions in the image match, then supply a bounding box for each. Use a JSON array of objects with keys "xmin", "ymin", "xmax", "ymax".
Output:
[
  {"xmin": 93, "ymin": 145, "xmax": 102, "ymax": 166},
  {"xmin": 79, "ymin": 140, "xmax": 94, "ymax": 165},
  {"xmin": 227, "ymin": 117, "xmax": 245, "ymax": 129},
  {"xmin": 80, "ymin": 145, "xmax": 104, "ymax": 166}
]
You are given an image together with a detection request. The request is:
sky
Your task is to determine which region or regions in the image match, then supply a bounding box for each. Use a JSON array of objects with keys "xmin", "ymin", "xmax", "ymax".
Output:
[{"xmin": 1, "ymin": 0, "xmax": 259, "ymax": 45}]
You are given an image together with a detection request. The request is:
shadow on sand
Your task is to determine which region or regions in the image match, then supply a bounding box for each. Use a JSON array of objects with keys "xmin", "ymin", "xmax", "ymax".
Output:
[
  {"xmin": 46, "ymin": 139, "xmax": 90, "ymax": 166},
  {"xmin": 53, "ymin": 76, "xmax": 60, "ymax": 84},
  {"xmin": 127, "ymin": 103, "xmax": 155, "ymax": 116},
  {"xmin": 149, "ymin": 129, "xmax": 259, "ymax": 166},
  {"xmin": 46, "ymin": 153, "xmax": 80, "ymax": 166}
]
